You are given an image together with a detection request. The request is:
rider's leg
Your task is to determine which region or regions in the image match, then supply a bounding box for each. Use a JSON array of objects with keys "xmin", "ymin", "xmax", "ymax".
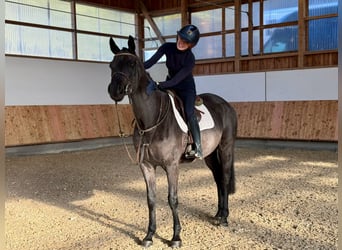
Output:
[
  {"xmin": 176, "ymin": 89, "xmax": 203, "ymax": 159},
  {"xmin": 180, "ymin": 92, "xmax": 203, "ymax": 159},
  {"xmin": 187, "ymin": 113, "xmax": 203, "ymax": 159}
]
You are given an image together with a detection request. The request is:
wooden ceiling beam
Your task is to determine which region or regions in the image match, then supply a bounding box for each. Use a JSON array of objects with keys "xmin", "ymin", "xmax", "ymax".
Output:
[
  {"xmin": 139, "ymin": 0, "xmax": 165, "ymax": 43},
  {"xmin": 189, "ymin": 0, "xmax": 235, "ymax": 10}
]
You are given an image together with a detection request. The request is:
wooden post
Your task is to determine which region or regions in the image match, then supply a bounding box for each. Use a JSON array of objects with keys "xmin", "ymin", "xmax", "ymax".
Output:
[
  {"xmin": 181, "ymin": 0, "xmax": 189, "ymax": 26},
  {"xmin": 222, "ymin": 5, "xmax": 226, "ymax": 58},
  {"xmin": 135, "ymin": 0, "xmax": 144, "ymax": 59},
  {"xmin": 235, "ymin": 0, "xmax": 241, "ymax": 72},
  {"xmin": 248, "ymin": 0, "xmax": 253, "ymax": 56},
  {"xmin": 260, "ymin": 0, "xmax": 264, "ymax": 55},
  {"xmin": 297, "ymin": 0, "xmax": 306, "ymax": 68}
]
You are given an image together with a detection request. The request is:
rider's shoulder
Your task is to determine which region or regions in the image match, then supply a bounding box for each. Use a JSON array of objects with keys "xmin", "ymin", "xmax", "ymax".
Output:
[{"xmin": 162, "ymin": 42, "xmax": 176, "ymax": 48}]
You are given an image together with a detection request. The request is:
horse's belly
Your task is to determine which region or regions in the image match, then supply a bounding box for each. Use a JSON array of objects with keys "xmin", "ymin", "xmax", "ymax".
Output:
[{"xmin": 201, "ymin": 129, "xmax": 222, "ymax": 155}]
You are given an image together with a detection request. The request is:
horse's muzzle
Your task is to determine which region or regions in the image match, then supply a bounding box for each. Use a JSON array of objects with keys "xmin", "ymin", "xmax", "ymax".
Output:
[
  {"xmin": 108, "ymin": 72, "xmax": 134, "ymax": 102},
  {"xmin": 108, "ymin": 80, "xmax": 125, "ymax": 102}
]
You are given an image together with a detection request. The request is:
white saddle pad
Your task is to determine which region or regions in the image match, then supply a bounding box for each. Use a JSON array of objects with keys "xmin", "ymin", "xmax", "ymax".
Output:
[{"xmin": 168, "ymin": 93, "xmax": 215, "ymax": 134}]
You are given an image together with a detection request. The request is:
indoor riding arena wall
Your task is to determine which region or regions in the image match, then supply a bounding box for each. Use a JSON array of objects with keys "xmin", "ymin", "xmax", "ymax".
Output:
[
  {"xmin": 5, "ymin": 57, "xmax": 338, "ymax": 146},
  {"xmin": 4, "ymin": 101, "xmax": 338, "ymax": 146}
]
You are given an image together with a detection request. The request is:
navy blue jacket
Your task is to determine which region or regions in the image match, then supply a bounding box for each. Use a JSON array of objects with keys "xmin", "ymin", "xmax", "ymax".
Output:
[{"xmin": 143, "ymin": 43, "xmax": 196, "ymax": 92}]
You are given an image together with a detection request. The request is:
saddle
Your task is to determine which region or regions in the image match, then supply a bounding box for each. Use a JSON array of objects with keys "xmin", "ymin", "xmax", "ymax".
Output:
[
  {"xmin": 166, "ymin": 90, "xmax": 215, "ymax": 161},
  {"xmin": 166, "ymin": 90, "xmax": 204, "ymax": 123},
  {"xmin": 166, "ymin": 90, "xmax": 204, "ymax": 148}
]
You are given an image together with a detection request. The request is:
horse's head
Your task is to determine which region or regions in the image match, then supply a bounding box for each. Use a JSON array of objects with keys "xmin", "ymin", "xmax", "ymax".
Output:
[{"xmin": 108, "ymin": 36, "xmax": 144, "ymax": 102}]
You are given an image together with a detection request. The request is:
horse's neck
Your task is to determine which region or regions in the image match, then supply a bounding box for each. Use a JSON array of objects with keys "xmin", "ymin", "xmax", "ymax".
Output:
[{"xmin": 131, "ymin": 90, "xmax": 168, "ymax": 130}]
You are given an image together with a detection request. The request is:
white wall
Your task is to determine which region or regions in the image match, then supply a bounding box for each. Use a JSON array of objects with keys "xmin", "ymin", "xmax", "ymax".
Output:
[
  {"xmin": 195, "ymin": 72, "xmax": 266, "ymax": 102},
  {"xmin": 5, "ymin": 56, "xmax": 338, "ymax": 106},
  {"xmin": 5, "ymin": 57, "xmax": 115, "ymax": 105},
  {"xmin": 196, "ymin": 68, "xmax": 338, "ymax": 102}
]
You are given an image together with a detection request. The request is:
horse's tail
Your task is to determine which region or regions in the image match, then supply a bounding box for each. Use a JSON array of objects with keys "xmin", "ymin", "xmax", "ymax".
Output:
[
  {"xmin": 228, "ymin": 106, "xmax": 237, "ymax": 195},
  {"xmin": 228, "ymin": 153, "xmax": 236, "ymax": 195}
]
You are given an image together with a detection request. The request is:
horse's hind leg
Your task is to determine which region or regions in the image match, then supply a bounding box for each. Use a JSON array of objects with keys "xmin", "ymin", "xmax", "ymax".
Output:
[
  {"xmin": 205, "ymin": 149, "xmax": 228, "ymax": 226},
  {"xmin": 217, "ymin": 137, "xmax": 236, "ymax": 226},
  {"xmin": 166, "ymin": 164, "xmax": 182, "ymax": 248},
  {"xmin": 205, "ymin": 142, "xmax": 235, "ymax": 226},
  {"xmin": 140, "ymin": 163, "xmax": 157, "ymax": 247}
]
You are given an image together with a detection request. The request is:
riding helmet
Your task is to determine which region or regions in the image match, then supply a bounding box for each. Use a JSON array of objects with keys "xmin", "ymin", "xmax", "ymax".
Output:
[{"xmin": 177, "ymin": 24, "xmax": 200, "ymax": 46}]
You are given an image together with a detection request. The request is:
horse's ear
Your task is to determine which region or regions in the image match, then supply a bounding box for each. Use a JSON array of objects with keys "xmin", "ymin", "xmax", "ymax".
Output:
[
  {"xmin": 109, "ymin": 37, "xmax": 120, "ymax": 54},
  {"xmin": 128, "ymin": 35, "xmax": 136, "ymax": 54}
]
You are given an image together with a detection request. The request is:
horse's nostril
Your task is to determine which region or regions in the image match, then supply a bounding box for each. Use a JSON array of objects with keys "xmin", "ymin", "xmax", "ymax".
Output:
[
  {"xmin": 118, "ymin": 83, "xmax": 124, "ymax": 93},
  {"xmin": 108, "ymin": 83, "xmax": 117, "ymax": 95}
]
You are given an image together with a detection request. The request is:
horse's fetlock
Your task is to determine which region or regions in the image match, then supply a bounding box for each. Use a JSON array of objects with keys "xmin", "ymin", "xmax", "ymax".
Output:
[{"xmin": 168, "ymin": 196, "xmax": 178, "ymax": 207}]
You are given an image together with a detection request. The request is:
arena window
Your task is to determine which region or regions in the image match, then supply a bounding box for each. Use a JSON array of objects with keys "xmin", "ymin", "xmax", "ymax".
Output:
[
  {"xmin": 143, "ymin": 13, "xmax": 181, "ymax": 62},
  {"xmin": 5, "ymin": 0, "xmax": 136, "ymax": 62}
]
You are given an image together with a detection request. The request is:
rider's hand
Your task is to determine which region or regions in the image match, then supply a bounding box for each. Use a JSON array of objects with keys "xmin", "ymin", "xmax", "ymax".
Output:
[{"xmin": 146, "ymin": 79, "xmax": 159, "ymax": 96}]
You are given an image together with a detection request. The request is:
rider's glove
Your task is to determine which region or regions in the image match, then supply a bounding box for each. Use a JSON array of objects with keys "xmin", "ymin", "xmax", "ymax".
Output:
[{"xmin": 146, "ymin": 79, "xmax": 160, "ymax": 96}]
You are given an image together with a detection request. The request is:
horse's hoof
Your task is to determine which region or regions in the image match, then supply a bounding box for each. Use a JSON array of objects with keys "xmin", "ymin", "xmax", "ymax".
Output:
[
  {"xmin": 214, "ymin": 216, "xmax": 229, "ymax": 227},
  {"xmin": 141, "ymin": 239, "xmax": 153, "ymax": 248},
  {"xmin": 220, "ymin": 221, "xmax": 229, "ymax": 227},
  {"xmin": 170, "ymin": 240, "xmax": 182, "ymax": 248}
]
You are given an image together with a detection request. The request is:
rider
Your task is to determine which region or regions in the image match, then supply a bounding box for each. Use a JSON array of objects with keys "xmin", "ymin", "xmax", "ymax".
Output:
[{"xmin": 143, "ymin": 24, "xmax": 202, "ymax": 159}]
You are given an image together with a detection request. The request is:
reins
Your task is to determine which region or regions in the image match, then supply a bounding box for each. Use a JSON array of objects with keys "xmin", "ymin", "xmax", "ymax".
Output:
[
  {"xmin": 134, "ymin": 96, "xmax": 170, "ymax": 164},
  {"xmin": 135, "ymin": 96, "xmax": 170, "ymax": 134},
  {"xmin": 114, "ymin": 101, "xmax": 137, "ymax": 164},
  {"xmin": 115, "ymin": 95, "xmax": 171, "ymax": 164}
]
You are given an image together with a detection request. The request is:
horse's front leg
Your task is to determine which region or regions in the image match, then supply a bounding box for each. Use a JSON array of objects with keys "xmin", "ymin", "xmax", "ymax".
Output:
[
  {"xmin": 140, "ymin": 162, "xmax": 157, "ymax": 247},
  {"xmin": 166, "ymin": 163, "xmax": 182, "ymax": 248}
]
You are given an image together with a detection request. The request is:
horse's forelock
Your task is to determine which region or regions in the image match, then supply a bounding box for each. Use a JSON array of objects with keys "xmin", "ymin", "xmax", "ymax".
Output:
[{"xmin": 120, "ymin": 47, "xmax": 136, "ymax": 55}]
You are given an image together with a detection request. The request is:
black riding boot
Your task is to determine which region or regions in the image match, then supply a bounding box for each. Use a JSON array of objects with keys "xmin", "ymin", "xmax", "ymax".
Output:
[{"xmin": 186, "ymin": 114, "xmax": 203, "ymax": 159}]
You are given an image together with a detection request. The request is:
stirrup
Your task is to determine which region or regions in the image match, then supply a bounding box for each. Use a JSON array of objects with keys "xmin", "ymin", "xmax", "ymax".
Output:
[
  {"xmin": 185, "ymin": 148, "xmax": 203, "ymax": 160},
  {"xmin": 194, "ymin": 151, "xmax": 203, "ymax": 160}
]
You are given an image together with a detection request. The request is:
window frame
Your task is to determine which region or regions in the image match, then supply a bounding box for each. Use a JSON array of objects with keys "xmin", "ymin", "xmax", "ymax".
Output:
[
  {"xmin": 5, "ymin": 0, "xmax": 136, "ymax": 62},
  {"xmin": 5, "ymin": 1, "xmax": 338, "ymax": 64},
  {"xmin": 142, "ymin": 0, "xmax": 337, "ymax": 63}
]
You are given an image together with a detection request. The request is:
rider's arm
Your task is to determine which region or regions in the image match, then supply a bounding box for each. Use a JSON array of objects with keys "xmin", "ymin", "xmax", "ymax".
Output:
[
  {"xmin": 143, "ymin": 44, "xmax": 166, "ymax": 69},
  {"xmin": 159, "ymin": 53, "xmax": 195, "ymax": 89}
]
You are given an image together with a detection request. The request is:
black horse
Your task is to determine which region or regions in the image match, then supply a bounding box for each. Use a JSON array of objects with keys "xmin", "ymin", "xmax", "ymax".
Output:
[{"xmin": 108, "ymin": 36, "xmax": 237, "ymax": 248}]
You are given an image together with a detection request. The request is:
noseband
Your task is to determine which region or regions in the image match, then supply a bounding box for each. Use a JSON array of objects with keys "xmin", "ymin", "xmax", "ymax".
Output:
[{"xmin": 111, "ymin": 71, "xmax": 133, "ymax": 95}]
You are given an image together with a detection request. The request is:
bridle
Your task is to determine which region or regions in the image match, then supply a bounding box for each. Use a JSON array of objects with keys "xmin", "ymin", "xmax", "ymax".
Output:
[
  {"xmin": 111, "ymin": 52, "xmax": 138, "ymax": 96},
  {"xmin": 111, "ymin": 52, "xmax": 171, "ymax": 163}
]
